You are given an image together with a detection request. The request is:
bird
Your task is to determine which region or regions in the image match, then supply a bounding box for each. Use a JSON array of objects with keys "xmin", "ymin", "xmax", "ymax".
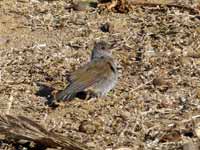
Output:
[{"xmin": 55, "ymin": 40, "xmax": 118, "ymax": 101}]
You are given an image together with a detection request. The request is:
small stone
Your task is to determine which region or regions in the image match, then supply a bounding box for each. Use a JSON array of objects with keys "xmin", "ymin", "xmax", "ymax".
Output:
[{"xmin": 100, "ymin": 22, "xmax": 112, "ymax": 32}]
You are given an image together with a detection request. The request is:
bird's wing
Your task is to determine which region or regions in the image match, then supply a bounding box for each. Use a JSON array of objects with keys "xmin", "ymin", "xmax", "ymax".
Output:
[
  {"xmin": 56, "ymin": 57, "xmax": 115, "ymax": 101},
  {"xmin": 70, "ymin": 57, "xmax": 113, "ymax": 81},
  {"xmin": 69, "ymin": 57, "xmax": 114, "ymax": 89}
]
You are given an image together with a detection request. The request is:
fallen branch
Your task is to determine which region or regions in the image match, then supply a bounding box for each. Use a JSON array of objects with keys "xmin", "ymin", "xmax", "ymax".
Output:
[{"xmin": 0, "ymin": 114, "xmax": 90, "ymax": 150}]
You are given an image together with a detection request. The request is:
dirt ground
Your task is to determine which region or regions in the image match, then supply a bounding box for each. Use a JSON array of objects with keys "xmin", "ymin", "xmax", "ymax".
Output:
[{"xmin": 0, "ymin": 0, "xmax": 200, "ymax": 149}]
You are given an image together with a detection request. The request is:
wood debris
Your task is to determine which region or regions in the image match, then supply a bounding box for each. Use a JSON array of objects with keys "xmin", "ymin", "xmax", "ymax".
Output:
[
  {"xmin": 97, "ymin": 0, "xmax": 200, "ymax": 14},
  {"xmin": 0, "ymin": 114, "xmax": 90, "ymax": 150}
]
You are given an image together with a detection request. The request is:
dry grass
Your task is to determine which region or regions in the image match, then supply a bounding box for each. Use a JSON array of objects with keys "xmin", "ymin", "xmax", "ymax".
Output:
[{"xmin": 0, "ymin": 0, "xmax": 200, "ymax": 149}]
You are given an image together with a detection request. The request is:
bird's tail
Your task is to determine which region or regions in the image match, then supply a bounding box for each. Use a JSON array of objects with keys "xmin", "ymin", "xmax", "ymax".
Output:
[
  {"xmin": 0, "ymin": 114, "xmax": 89, "ymax": 150},
  {"xmin": 55, "ymin": 87, "xmax": 76, "ymax": 101}
]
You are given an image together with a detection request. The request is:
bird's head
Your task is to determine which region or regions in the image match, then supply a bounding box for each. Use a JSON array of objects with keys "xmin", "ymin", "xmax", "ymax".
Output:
[{"xmin": 91, "ymin": 41, "xmax": 112, "ymax": 60}]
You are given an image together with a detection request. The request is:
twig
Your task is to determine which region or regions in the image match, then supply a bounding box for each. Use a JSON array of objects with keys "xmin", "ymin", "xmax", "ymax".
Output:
[
  {"xmin": 6, "ymin": 92, "xmax": 14, "ymax": 115},
  {"xmin": 130, "ymin": 79, "xmax": 154, "ymax": 92}
]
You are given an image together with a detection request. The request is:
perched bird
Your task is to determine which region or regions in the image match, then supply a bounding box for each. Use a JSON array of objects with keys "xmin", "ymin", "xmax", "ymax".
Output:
[{"xmin": 55, "ymin": 41, "xmax": 118, "ymax": 101}]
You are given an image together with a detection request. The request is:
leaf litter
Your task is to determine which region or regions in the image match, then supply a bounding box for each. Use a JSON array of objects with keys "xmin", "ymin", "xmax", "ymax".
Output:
[{"xmin": 0, "ymin": 0, "xmax": 200, "ymax": 149}]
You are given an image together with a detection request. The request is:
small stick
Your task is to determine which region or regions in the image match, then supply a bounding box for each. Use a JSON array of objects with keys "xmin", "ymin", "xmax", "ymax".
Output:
[
  {"xmin": 6, "ymin": 92, "xmax": 14, "ymax": 115},
  {"xmin": 130, "ymin": 79, "xmax": 154, "ymax": 92}
]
